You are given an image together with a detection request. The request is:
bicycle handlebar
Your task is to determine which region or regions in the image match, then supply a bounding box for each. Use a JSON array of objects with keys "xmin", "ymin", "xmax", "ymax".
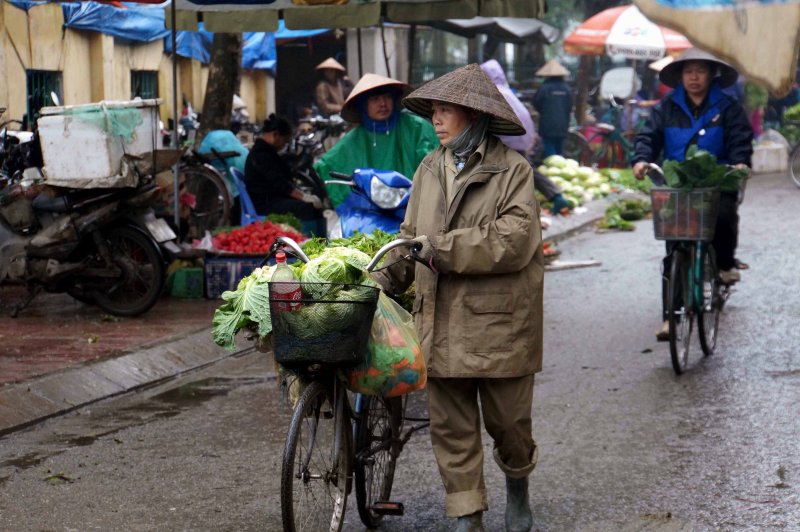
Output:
[{"xmin": 268, "ymin": 236, "xmax": 311, "ymax": 264}]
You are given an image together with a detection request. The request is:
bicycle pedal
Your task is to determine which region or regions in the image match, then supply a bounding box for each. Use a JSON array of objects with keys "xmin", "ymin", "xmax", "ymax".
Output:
[{"xmin": 369, "ymin": 501, "xmax": 404, "ymax": 516}]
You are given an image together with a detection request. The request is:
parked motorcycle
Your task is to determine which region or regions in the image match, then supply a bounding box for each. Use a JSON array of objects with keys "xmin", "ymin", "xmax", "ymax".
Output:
[
  {"xmin": 0, "ymin": 167, "xmax": 179, "ymax": 317},
  {"xmin": 326, "ymin": 168, "xmax": 412, "ymax": 239}
]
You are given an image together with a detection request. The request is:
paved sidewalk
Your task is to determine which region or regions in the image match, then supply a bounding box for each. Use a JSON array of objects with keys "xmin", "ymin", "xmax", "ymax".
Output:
[{"xmin": 0, "ymin": 192, "xmax": 623, "ymax": 436}]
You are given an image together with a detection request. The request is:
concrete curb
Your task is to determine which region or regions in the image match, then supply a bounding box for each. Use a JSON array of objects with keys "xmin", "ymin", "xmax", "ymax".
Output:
[{"xmin": 0, "ymin": 330, "xmax": 251, "ymax": 436}]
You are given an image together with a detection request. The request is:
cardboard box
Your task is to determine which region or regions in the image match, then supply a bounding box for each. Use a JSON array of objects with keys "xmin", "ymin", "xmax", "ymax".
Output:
[{"xmin": 204, "ymin": 254, "xmax": 264, "ymax": 299}]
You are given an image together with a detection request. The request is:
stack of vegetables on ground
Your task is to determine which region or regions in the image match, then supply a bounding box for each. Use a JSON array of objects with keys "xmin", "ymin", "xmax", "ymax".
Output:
[
  {"xmin": 536, "ymin": 155, "xmax": 652, "ymax": 212},
  {"xmin": 210, "ymin": 218, "xmax": 305, "ymax": 255}
]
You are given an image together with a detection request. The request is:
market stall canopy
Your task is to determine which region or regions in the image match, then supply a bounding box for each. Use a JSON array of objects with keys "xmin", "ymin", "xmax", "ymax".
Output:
[
  {"xmin": 634, "ymin": 0, "xmax": 800, "ymax": 96},
  {"xmin": 171, "ymin": 0, "xmax": 546, "ymax": 31},
  {"xmin": 427, "ymin": 17, "xmax": 559, "ymax": 45},
  {"xmin": 563, "ymin": 5, "xmax": 691, "ymax": 60}
]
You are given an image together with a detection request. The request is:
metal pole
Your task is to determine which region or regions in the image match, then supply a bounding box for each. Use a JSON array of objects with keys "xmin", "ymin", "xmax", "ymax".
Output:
[
  {"xmin": 356, "ymin": 28, "xmax": 363, "ymax": 78},
  {"xmin": 171, "ymin": 0, "xmax": 180, "ymax": 229}
]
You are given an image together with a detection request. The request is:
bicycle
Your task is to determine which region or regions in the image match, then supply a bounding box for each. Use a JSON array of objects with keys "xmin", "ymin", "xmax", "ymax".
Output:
[
  {"xmin": 647, "ymin": 164, "xmax": 732, "ymax": 374},
  {"xmin": 564, "ymin": 97, "xmax": 645, "ymax": 168},
  {"xmin": 268, "ymin": 236, "xmax": 429, "ymax": 531},
  {"xmin": 784, "ymin": 120, "xmax": 800, "ymax": 187}
]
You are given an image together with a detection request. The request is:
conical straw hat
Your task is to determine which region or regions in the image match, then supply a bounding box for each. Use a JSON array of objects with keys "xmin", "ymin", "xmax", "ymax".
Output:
[
  {"xmin": 402, "ymin": 63, "xmax": 525, "ymax": 136},
  {"xmin": 535, "ymin": 59, "xmax": 569, "ymax": 77},
  {"xmin": 341, "ymin": 73, "xmax": 411, "ymax": 123},
  {"xmin": 315, "ymin": 57, "xmax": 346, "ymax": 72},
  {"xmin": 659, "ymin": 47, "xmax": 738, "ymax": 88}
]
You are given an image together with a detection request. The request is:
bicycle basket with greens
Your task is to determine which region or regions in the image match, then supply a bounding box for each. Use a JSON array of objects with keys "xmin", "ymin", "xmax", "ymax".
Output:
[{"xmin": 651, "ymin": 147, "xmax": 748, "ymax": 241}]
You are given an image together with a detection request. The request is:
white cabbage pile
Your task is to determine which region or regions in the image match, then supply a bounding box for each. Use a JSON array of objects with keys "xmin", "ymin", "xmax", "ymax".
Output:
[{"xmin": 538, "ymin": 155, "xmax": 613, "ymax": 208}]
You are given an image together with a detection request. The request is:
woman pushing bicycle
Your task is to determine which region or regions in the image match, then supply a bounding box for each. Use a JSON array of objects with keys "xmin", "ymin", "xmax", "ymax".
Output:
[
  {"xmin": 372, "ymin": 64, "xmax": 544, "ymax": 532},
  {"xmin": 632, "ymin": 48, "xmax": 753, "ymax": 341}
]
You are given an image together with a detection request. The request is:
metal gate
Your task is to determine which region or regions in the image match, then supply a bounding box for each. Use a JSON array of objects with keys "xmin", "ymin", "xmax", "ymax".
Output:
[{"xmin": 26, "ymin": 70, "xmax": 62, "ymax": 121}]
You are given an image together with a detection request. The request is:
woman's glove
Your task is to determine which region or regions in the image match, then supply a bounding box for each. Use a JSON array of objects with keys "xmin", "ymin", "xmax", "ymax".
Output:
[
  {"xmin": 550, "ymin": 193, "xmax": 571, "ymax": 215},
  {"xmin": 301, "ymin": 193, "xmax": 323, "ymax": 210}
]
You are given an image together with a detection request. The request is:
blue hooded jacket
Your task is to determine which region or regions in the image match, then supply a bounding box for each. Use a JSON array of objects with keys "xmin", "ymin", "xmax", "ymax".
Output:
[{"xmin": 633, "ymin": 80, "xmax": 753, "ymax": 167}]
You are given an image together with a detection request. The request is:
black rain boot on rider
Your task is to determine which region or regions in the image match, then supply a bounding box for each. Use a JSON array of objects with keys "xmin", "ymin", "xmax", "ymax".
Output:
[
  {"xmin": 505, "ymin": 476, "xmax": 533, "ymax": 532},
  {"xmin": 455, "ymin": 511, "xmax": 485, "ymax": 532}
]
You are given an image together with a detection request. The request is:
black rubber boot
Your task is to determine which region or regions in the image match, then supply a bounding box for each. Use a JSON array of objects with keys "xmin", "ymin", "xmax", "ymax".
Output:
[
  {"xmin": 455, "ymin": 511, "xmax": 485, "ymax": 532},
  {"xmin": 505, "ymin": 476, "xmax": 533, "ymax": 532}
]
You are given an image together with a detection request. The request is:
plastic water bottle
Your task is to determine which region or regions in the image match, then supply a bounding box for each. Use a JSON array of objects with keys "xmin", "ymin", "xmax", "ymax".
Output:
[{"xmin": 271, "ymin": 251, "xmax": 302, "ymax": 312}]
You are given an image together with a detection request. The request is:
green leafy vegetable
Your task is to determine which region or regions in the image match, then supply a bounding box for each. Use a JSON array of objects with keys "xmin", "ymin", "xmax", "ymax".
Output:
[
  {"xmin": 267, "ymin": 213, "xmax": 303, "ymax": 232},
  {"xmin": 662, "ymin": 146, "xmax": 748, "ymax": 191}
]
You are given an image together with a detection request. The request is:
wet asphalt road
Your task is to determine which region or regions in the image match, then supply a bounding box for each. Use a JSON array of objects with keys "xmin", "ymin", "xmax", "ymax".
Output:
[{"xmin": 1, "ymin": 172, "xmax": 798, "ymax": 531}]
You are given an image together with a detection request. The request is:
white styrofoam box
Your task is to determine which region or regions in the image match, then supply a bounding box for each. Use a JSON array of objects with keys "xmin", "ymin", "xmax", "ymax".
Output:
[
  {"xmin": 38, "ymin": 99, "xmax": 163, "ymax": 188},
  {"xmin": 752, "ymin": 143, "xmax": 788, "ymax": 174}
]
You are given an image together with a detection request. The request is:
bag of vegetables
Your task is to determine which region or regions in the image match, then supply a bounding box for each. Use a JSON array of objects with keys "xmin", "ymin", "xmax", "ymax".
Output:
[{"xmin": 342, "ymin": 292, "xmax": 426, "ymax": 397}]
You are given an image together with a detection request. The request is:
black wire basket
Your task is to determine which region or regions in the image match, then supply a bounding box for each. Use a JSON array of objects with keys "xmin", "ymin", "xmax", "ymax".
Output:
[
  {"xmin": 651, "ymin": 187, "xmax": 720, "ymax": 241},
  {"xmin": 269, "ymin": 282, "xmax": 380, "ymax": 368}
]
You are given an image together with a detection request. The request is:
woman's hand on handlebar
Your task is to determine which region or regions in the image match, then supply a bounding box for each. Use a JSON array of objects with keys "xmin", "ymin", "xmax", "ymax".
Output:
[{"xmin": 633, "ymin": 161, "xmax": 649, "ymax": 180}]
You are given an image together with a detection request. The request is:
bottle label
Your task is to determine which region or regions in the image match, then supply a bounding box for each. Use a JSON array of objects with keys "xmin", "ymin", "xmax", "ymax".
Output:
[{"xmin": 272, "ymin": 283, "xmax": 302, "ymax": 312}]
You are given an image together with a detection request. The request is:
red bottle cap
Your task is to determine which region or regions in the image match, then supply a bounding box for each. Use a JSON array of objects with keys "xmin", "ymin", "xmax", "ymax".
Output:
[{"xmin": 276, "ymin": 251, "xmax": 286, "ymax": 262}]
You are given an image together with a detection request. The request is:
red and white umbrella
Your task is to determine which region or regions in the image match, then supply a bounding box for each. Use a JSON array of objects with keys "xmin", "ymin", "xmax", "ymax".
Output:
[{"xmin": 564, "ymin": 5, "xmax": 692, "ymax": 60}]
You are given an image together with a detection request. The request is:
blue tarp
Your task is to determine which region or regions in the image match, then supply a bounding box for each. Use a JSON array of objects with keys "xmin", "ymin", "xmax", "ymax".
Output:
[
  {"xmin": 6, "ymin": 1, "xmax": 328, "ymax": 71},
  {"xmin": 62, "ymin": 2, "xmax": 170, "ymax": 43}
]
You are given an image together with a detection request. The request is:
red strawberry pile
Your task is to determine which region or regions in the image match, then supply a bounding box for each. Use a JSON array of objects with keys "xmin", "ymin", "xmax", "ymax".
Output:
[{"xmin": 212, "ymin": 221, "xmax": 305, "ymax": 255}]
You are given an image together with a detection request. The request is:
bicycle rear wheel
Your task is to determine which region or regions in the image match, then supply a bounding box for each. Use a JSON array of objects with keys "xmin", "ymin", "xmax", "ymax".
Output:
[
  {"xmin": 354, "ymin": 395, "xmax": 403, "ymax": 529},
  {"xmin": 281, "ymin": 380, "xmax": 349, "ymax": 532},
  {"xmin": 182, "ymin": 167, "xmax": 232, "ymax": 239},
  {"xmin": 698, "ymin": 246, "xmax": 721, "ymax": 356},
  {"xmin": 563, "ymin": 130, "xmax": 591, "ymax": 165},
  {"xmin": 668, "ymin": 250, "xmax": 693, "ymax": 375},
  {"xmin": 790, "ymin": 143, "xmax": 800, "ymax": 188}
]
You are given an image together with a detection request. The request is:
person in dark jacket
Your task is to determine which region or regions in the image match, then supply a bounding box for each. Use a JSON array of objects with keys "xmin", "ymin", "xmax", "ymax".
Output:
[
  {"xmin": 632, "ymin": 48, "xmax": 753, "ymax": 340},
  {"xmin": 532, "ymin": 60, "xmax": 574, "ymax": 157},
  {"xmin": 244, "ymin": 114, "xmax": 325, "ymax": 234}
]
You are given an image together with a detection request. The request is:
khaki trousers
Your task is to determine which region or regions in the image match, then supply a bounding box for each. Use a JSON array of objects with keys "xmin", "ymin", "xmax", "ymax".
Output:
[{"xmin": 427, "ymin": 375, "xmax": 539, "ymax": 518}]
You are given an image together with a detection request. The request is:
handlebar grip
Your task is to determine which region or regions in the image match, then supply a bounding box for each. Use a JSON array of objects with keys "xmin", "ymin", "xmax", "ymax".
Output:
[
  {"xmin": 329, "ymin": 171, "xmax": 350, "ymax": 180},
  {"xmin": 410, "ymin": 241, "xmax": 423, "ymax": 255}
]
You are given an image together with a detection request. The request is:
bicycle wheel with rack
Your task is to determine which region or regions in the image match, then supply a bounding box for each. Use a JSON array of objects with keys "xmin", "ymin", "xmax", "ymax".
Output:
[
  {"xmin": 789, "ymin": 141, "xmax": 800, "ymax": 188},
  {"xmin": 592, "ymin": 137, "xmax": 630, "ymax": 169},
  {"xmin": 354, "ymin": 395, "xmax": 404, "ymax": 528},
  {"xmin": 280, "ymin": 379, "xmax": 350, "ymax": 532},
  {"xmin": 181, "ymin": 166, "xmax": 232, "ymax": 239},
  {"xmin": 668, "ymin": 248, "xmax": 693, "ymax": 374},
  {"xmin": 697, "ymin": 245, "xmax": 721, "ymax": 356}
]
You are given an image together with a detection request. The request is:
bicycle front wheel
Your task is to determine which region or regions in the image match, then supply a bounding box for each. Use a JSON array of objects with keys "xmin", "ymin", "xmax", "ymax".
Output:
[
  {"xmin": 698, "ymin": 246, "xmax": 721, "ymax": 356},
  {"xmin": 790, "ymin": 143, "xmax": 800, "ymax": 188},
  {"xmin": 281, "ymin": 380, "xmax": 349, "ymax": 532},
  {"xmin": 668, "ymin": 250, "xmax": 693, "ymax": 375},
  {"xmin": 354, "ymin": 395, "xmax": 403, "ymax": 529}
]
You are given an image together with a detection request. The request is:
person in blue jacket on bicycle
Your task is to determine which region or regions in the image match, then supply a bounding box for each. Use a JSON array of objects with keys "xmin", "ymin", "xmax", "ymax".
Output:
[{"xmin": 632, "ymin": 48, "xmax": 753, "ymax": 340}]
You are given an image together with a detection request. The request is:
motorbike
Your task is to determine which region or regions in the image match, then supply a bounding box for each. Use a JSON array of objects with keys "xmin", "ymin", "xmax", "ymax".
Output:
[
  {"xmin": 0, "ymin": 162, "xmax": 179, "ymax": 318},
  {"xmin": 326, "ymin": 168, "xmax": 412, "ymax": 239}
]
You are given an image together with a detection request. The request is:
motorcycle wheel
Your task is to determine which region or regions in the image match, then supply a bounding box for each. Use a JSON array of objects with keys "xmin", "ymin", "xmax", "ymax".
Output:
[{"xmin": 90, "ymin": 226, "xmax": 165, "ymax": 317}]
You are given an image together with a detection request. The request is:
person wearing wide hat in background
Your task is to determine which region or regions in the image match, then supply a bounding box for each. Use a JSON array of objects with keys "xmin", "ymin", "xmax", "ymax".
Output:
[
  {"xmin": 532, "ymin": 59, "xmax": 574, "ymax": 158},
  {"xmin": 314, "ymin": 57, "xmax": 348, "ymax": 116},
  {"xmin": 313, "ymin": 73, "xmax": 439, "ymax": 207},
  {"xmin": 632, "ymin": 47, "xmax": 753, "ymax": 340},
  {"xmin": 372, "ymin": 64, "xmax": 544, "ymax": 532}
]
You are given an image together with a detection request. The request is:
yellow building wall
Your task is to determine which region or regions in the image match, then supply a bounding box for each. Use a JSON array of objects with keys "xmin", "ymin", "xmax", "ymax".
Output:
[{"xmin": 0, "ymin": 2, "xmax": 270, "ymax": 129}]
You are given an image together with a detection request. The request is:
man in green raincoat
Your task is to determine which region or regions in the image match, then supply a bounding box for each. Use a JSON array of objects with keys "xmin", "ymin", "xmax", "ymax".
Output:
[{"xmin": 313, "ymin": 73, "xmax": 439, "ymax": 207}]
